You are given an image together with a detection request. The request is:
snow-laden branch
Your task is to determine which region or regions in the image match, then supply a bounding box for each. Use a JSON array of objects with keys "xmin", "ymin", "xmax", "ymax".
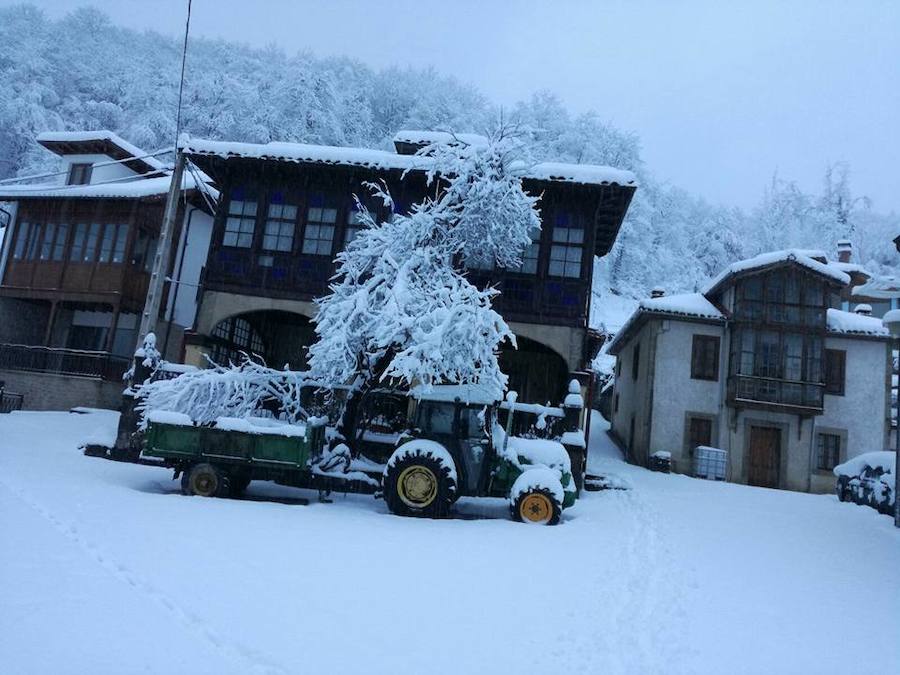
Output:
[{"xmin": 137, "ymin": 358, "xmax": 314, "ymax": 425}]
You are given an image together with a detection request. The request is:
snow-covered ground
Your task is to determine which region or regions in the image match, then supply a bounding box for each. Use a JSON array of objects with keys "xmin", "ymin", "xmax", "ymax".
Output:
[{"xmin": 1, "ymin": 409, "xmax": 898, "ymax": 674}]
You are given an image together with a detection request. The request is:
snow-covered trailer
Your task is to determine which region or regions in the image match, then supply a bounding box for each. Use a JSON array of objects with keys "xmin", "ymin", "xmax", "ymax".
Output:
[{"xmin": 142, "ymin": 412, "xmax": 375, "ymax": 497}]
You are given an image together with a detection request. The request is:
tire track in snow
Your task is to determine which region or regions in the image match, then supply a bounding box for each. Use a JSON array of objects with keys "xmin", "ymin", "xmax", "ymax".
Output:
[{"xmin": 0, "ymin": 477, "xmax": 288, "ymax": 675}]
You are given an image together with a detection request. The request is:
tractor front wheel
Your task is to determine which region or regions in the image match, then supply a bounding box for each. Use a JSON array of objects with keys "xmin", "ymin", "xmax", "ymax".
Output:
[{"xmin": 511, "ymin": 487, "xmax": 562, "ymax": 526}]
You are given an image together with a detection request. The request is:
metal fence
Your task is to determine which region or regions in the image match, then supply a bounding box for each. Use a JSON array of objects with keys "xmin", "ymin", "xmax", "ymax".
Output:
[
  {"xmin": 0, "ymin": 343, "xmax": 131, "ymax": 382},
  {"xmin": 0, "ymin": 387, "xmax": 24, "ymax": 413}
]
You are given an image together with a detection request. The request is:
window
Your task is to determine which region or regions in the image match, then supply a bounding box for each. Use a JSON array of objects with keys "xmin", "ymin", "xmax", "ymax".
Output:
[
  {"xmin": 631, "ymin": 342, "xmax": 640, "ymax": 381},
  {"xmin": 112, "ymin": 224, "xmax": 129, "ymax": 263},
  {"xmin": 302, "ymin": 203, "xmax": 337, "ymax": 255},
  {"xmin": 99, "ymin": 224, "xmax": 116, "ymax": 262},
  {"xmin": 825, "ymin": 349, "xmax": 846, "ymax": 396},
  {"xmin": 616, "ymin": 358, "xmax": 622, "ymax": 378},
  {"xmin": 210, "ymin": 316, "xmax": 265, "ymax": 365},
  {"xmin": 548, "ymin": 212, "xmax": 583, "ymax": 278},
  {"xmin": 67, "ymin": 163, "xmax": 93, "ymax": 186},
  {"xmin": 69, "ymin": 224, "xmax": 88, "ymax": 262},
  {"xmin": 39, "ymin": 223, "xmax": 56, "ymax": 261},
  {"xmin": 26, "ymin": 223, "xmax": 42, "ymax": 260},
  {"xmin": 686, "ymin": 415, "xmax": 713, "ymax": 453},
  {"xmin": 131, "ymin": 229, "xmax": 158, "ymax": 271},
  {"xmin": 614, "ymin": 393, "xmax": 619, "ymax": 413},
  {"xmin": 736, "ymin": 271, "xmax": 827, "ymax": 327},
  {"xmin": 816, "ymin": 433, "xmax": 841, "ymax": 471},
  {"xmin": 517, "ymin": 227, "xmax": 541, "ymax": 274},
  {"xmin": 80, "ymin": 223, "xmax": 101, "ymax": 262},
  {"xmin": 262, "ymin": 192, "xmax": 297, "ymax": 252},
  {"xmin": 691, "ymin": 335, "xmax": 720, "ymax": 381},
  {"xmin": 223, "ymin": 190, "xmax": 257, "ymax": 248},
  {"xmin": 52, "ymin": 223, "xmax": 69, "ymax": 261},
  {"xmin": 13, "ymin": 222, "xmax": 31, "ymax": 260}
]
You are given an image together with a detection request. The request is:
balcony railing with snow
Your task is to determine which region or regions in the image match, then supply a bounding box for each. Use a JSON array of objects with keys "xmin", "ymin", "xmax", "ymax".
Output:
[
  {"xmin": 0, "ymin": 343, "xmax": 131, "ymax": 382},
  {"xmin": 727, "ymin": 374, "xmax": 824, "ymax": 413}
]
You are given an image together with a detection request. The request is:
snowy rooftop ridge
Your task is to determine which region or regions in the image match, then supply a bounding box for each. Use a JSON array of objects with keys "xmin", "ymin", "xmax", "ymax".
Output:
[
  {"xmin": 180, "ymin": 137, "xmax": 638, "ymax": 188},
  {"xmin": 826, "ymin": 308, "xmax": 889, "ymax": 337},
  {"xmin": 36, "ymin": 129, "xmax": 167, "ymax": 170},
  {"xmin": 851, "ymin": 275, "xmax": 900, "ymax": 300},
  {"xmin": 393, "ymin": 130, "xmax": 489, "ymax": 148},
  {"xmin": 703, "ymin": 249, "xmax": 851, "ymax": 295},
  {"xmin": 606, "ymin": 292, "xmax": 725, "ymax": 354}
]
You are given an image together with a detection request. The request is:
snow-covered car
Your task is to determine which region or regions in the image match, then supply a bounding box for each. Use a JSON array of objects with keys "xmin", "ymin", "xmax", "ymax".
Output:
[
  {"xmin": 833, "ymin": 451, "xmax": 896, "ymax": 515},
  {"xmin": 382, "ymin": 387, "xmax": 577, "ymax": 525}
]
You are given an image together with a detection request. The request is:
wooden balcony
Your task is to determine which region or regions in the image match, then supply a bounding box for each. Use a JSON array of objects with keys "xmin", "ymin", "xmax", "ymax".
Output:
[{"xmin": 727, "ymin": 374, "xmax": 825, "ymax": 415}]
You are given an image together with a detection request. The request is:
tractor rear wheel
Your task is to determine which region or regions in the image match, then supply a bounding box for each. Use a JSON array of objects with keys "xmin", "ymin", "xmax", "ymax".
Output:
[
  {"xmin": 183, "ymin": 463, "xmax": 230, "ymax": 498},
  {"xmin": 383, "ymin": 444, "xmax": 457, "ymax": 518}
]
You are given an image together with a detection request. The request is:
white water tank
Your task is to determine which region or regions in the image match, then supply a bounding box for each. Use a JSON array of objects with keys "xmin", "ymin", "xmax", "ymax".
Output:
[{"xmin": 693, "ymin": 446, "xmax": 727, "ymax": 481}]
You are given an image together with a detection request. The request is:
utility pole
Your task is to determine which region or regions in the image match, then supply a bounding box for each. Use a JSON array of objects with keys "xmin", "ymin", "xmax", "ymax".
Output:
[{"xmin": 136, "ymin": 151, "xmax": 186, "ymax": 348}]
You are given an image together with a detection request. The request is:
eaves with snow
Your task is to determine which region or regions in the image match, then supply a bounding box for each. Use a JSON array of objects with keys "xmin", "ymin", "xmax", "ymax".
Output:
[
  {"xmin": 0, "ymin": 173, "xmax": 206, "ymax": 201},
  {"xmin": 702, "ymin": 249, "xmax": 851, "ymax": 296},
  {"xmin": 179, "ymin": 135, "xmax": 638, "ymax": 189},
  {"xmin": 606, "ymin": 292, "xmax": 725, "ymax": 355},
  {"xmin": 826, "ymin": 308, "xmax": 890, "ymax": 339}
]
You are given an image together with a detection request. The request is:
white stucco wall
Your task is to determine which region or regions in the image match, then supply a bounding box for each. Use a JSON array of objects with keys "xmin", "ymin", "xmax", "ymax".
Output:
[
  {"xmin": 0, "ymin": 200, "xmax": 18, "ymax": 280},
  {"xmin": 59, "ymin": 153, "xmax": 138, "ymax": 185},
  {"xmin": 610, "ymin": 320, "xmax": 657, "ymax": 464},
  {"xmin": 810, "ymin": 335, "xmax": 891, "ymax": 492},
  {"xmin": 648, "ymin": 320, "xmax": 726, "ymax": 474},
  {"xmin": 165, "ymin": 207, "xmax": 213, "ymax": 329}
]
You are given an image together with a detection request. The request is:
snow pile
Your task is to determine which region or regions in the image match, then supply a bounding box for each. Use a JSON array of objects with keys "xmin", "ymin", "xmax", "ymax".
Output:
[
  {"xmin": 826, "ymin": 308, "xmax": 889, "ymax": 337},
  {"xmin": 145, "ymin": 410, "xmax": 194, "ymax": 427},
  {"xmin": 606, "ymin": 292, "xmax": 724, "ymax": 354},
  {"xmin": 703, "ymin": 249, "xmax": 851, "ymax": 293},
  {"xmin": 393, "ymin": 130, "xmax": 489, "ymax": 149},
  {"xmin": 509, "ymin": 467, "xmax": 564, "ymax": 505},
  {"xmin": 0, "ymin": 174, "xmax": 202, "ymax": 201},
  {"xmin": 213, "ymin": 416, "xmax": 307, "ymax": 438}
]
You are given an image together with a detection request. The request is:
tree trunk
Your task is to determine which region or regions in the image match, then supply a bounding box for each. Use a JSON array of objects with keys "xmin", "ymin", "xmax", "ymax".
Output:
[{"xmin": 335, "ymin": 352, "xmax": 393, "ymax": 456}]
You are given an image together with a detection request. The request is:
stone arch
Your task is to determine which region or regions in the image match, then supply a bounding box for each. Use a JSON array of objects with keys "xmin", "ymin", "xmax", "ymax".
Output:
[
  {"xmin": 204, "ymin": 309, "xmax": 315, "ymax": 370},
  {"xmin": 499, "ymin": 334, "xmax": 570, "ymax": 405}
]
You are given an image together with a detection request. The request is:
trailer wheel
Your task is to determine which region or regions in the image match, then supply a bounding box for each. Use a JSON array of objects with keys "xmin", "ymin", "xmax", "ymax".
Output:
[
  {"xmin": 383, "ymin": 443, "xmax": 457, "ymax": 518},
  {"xmin": 511, "ymin": 487, "xmax": 562, "ymax": 525},
  {"xmin": 184, "ymin": 463, "xmax": 229, "ymax": 498}
]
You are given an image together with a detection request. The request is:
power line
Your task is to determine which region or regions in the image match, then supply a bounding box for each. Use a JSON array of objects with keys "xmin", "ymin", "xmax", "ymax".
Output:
[
  {"xmin": 0, "ymin": 165, "xmax": 190, "ymax": 194},
  {"xmin": 0, "ymin": 147, "xmax": 175, "ymax": 186}
]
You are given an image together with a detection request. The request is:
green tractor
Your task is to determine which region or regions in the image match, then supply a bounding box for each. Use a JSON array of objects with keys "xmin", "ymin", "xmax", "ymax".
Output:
[{"xmin": 381, "ymin": 386, "xmax": 577, "ymax": 525}]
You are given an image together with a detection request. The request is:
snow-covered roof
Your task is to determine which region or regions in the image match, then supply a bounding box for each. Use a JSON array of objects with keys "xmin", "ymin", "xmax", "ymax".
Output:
[
  {"xmin": 703, "ymin": 249, "xmax": 851, "ymax": 295},
  {"xmin": 606, "ymin": 292, "xmax": 725, "ymax": 355},
  {"xmin": 826, "ymin": 308, "xmax": 889, "ymax": 338},
  {"xmin": 393, "ymin": 130, "xmax": 489, "ymax": 148},
  {"xmin": 410, "ymin": 383, "xmax": 500, "ymax": 405},
  {"xmin": 0, "ymin": 173, "xmax": 204, "ymax": 201},
  {"xmin": 37, "ymin": 130, "xmax": 167, "ymax": 171},
  {"xmin": 851, "ymin": 275, "xmax": 900, "ymax": 300},
  {"xmin": 829, "ymin": 261, "xmax": 872, "ymax": 278},
  {"xmin": 181, "ymin": 137, "xmax": 637, "ymax": 188}
]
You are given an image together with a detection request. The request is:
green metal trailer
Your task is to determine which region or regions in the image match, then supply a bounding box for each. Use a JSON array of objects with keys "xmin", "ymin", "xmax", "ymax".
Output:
[{"xmin": 143, "ymin": 412, "xmax": 376, "ymax": 497}]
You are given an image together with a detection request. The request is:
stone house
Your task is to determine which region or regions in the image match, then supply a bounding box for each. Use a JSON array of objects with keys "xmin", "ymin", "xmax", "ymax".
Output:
[{"xmin": 607, "ymin": 249, "xmax": 891, "ymax": 493}]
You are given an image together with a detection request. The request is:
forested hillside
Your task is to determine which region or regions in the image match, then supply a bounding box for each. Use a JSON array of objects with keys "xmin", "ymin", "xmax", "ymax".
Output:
[{"xmin": 1, "ymin": 4, "xmax": 895, "ymax": 320}]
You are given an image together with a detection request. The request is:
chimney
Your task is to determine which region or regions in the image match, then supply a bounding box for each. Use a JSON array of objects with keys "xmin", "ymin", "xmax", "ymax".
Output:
[
  {"xmin": 853, "ymin": 303, "xmax": 872, "ymax": 316},
  {"xmin": 650, "ymin": 287, "xmax": 665, "ymax": 299},
  {"xmin": 836, "ymin": 239, "xmax": 852, "ymax": 264}
]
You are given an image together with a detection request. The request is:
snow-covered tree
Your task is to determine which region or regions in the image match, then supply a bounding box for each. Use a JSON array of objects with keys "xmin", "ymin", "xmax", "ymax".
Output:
[{"xmin": 308, "ymin": 126, "xmax": 541, "ymax": 449}]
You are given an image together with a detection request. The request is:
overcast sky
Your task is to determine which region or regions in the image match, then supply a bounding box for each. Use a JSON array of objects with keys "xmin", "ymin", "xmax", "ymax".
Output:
[{"xmin": 20, "ymin": 0, "xmax": 900, "ymax": 211}]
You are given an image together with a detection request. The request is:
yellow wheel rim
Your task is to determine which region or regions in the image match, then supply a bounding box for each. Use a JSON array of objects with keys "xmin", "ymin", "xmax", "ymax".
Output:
[
  {"xmin": 519, "ymin": 493, "xmax": 553, "ymax": 524},
  {"xmin": 397, "ymin": 465, "xmax": 438, "ymax": 509}
]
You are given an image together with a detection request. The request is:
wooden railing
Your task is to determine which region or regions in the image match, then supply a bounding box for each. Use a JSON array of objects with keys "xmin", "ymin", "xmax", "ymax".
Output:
[
  {"xmin": 0, "ymin": 343, "xmax": 131, "ymax": 382},
  {"xmin": 728, "ymin": 374, "xmax": 824, "ymax": 412}
]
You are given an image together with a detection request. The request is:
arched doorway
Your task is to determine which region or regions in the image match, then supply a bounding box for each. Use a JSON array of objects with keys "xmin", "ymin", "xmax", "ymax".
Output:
[
  {"xmin": 499, "ymin": 335, "xmax": 569, "ymax": 404},
  {"xmin": 207, "ymin": 310, "xmax": 315, "ymax": 370}
]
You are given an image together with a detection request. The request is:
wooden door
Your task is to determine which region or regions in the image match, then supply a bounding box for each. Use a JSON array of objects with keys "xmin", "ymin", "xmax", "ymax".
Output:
[{"xmin": 748, "ymin": 426, "xmax": 781, "ymax": 488}]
